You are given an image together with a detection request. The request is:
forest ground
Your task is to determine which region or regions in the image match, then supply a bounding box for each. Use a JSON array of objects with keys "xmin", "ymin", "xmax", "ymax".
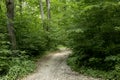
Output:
[{"xmin": 20, "ymin": 48, "xmax": 100, "ymax": 80}]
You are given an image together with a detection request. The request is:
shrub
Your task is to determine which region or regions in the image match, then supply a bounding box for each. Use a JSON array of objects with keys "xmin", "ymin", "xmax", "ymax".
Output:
[{"xmin": 68, "ymin": 0, "xmax": 120, "ymax": 79}]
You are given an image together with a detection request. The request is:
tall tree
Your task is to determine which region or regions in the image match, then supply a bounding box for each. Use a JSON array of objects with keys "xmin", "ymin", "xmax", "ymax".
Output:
[
  {"xmin": 6, "ymin": 0, "xmax": 17, "ymax": 50},
  {"xmin": 46, "ymin": 0, "xmax": 51, "ymax": 31},
  {"xmin": 39, "ymin": 0, "xmax": 44, "ymax": 29},
  {"xmin": 46, "ymin": 0, "xmax": 51, "ymax": 19}
]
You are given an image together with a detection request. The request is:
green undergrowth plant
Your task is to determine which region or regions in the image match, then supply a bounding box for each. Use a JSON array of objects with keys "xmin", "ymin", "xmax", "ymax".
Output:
[
  {"xmin": 68, "ymin": 56, "xmax": 120, "ymax": 79},
  {"xmin": 67, "ymin": 0, "xmax": 120, "ymax": 80},
  {"xmin": 0, "ymin": 50, "xmax": 36, "ymax": 80}
]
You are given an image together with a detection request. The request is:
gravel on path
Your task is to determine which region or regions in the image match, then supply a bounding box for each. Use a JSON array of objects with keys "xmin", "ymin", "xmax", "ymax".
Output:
[{"xmin": 21, "ymin": 49, "xmax": 100, "ymax": 80}]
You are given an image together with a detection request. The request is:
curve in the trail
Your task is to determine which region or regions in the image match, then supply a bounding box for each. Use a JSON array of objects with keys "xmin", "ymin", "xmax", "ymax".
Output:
[{"xmin": 21, "ymin": 50, "xmax": 100, "ymax": 80}]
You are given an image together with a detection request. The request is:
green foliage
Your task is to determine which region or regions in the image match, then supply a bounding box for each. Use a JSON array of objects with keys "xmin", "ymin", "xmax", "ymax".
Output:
[
  {"xmin": 0, "ymin": 12, "xmax": 10, "ymax": 77},
  {"xmin": 67, "ymin": 0, "xmax": 120, "ymax": 79},
  {"xmin": 1, "ymin": 0, "xmax": 69, "ymax": 78},
  {"xmin": 15, "ymin": 16, "xmax": 48, "ymax": 56},
  {"xmin": 0, "ymin": 57, "xmax": 35, "ymax": 80},
  {"xmin": 1, "ymin": 0, "xmax": 120, "ymax": 79},
  {"xmin": 0, "ymin": 0, "xmax": 38, "ymax": 79}
]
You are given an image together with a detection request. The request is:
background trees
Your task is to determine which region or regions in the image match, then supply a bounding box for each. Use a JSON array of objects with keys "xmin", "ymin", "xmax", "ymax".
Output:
[
  {"xmin": 0, "ymin": 0, "xmax": 120, "ymax": 79},
  {"xmin": 0, "ymin": 0, "xmax": 70, "ymax": 79}
]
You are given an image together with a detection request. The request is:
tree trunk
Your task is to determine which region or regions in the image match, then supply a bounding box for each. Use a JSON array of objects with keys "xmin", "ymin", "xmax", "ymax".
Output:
[
  {"xmin": 6, "ymin": 0, "xmax": 17, "ymax": 50},
  {"xmin": 46, "ymin": 0, "xmax": 51, "ymax": 31},
  {"xmin": 39, "ymin": 0, "xmax": 45, "ymax": 29},
  {"xmin": 46, "ymin": 0, "xmax": 51, "ymax": 19}
]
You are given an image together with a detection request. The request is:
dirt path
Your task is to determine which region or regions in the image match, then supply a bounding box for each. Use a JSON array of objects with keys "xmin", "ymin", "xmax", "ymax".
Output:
[{"xmin": 21, "ymin": 49, "xmax": 99, "ymax": 80}]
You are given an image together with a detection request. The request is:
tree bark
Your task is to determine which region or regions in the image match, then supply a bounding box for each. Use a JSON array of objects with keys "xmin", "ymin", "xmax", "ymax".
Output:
[
  {"xmin": 6, "ymin": 0, "xmax": 17, "ymax": 50},
  {"xmin": 46, "ymin": 0, "xmax": 51, "ymax": 19},
  {"xmin": 46, "ymin": 0, "xmax": 51, "ymax": 31},
  {"xmin": 39, "ymin": 0, "xmax": 45, "ymax": 29}
]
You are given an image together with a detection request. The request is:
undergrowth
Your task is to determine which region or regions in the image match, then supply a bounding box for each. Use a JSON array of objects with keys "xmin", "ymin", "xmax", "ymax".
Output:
[
  {"xmin": 0, "ymin": 56, "xmax": 36, "ymax": 80},
  {"xmin": 67, "ymin": 54, "xmax": 120, "ymax": 80}
]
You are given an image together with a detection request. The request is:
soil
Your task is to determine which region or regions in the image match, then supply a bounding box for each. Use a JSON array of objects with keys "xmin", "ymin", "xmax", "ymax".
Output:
[{"xmin": 21, "ymin": 49, "xmax": 100, "ymax": 80}]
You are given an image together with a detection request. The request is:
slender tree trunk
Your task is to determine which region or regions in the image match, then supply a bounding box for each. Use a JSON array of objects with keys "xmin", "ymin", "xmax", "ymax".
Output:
[
  {"xmin": 39, "ymin": 0, "xmax": 45, "ymax": 29},
  {"xmin": 6, "ymin": 0, "xmax": 17, "ymax": 50},
  {"xmin": 46, "ymin": 0, "xmax": 51, "ymax": 31},
  {"xmin": 46, "ymin": 0, "xmax": 51, "ymax": 19}
]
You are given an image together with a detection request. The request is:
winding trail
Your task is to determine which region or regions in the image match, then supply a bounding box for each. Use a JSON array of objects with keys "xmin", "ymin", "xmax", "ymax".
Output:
[{"xmin": 21, "ymin": 49, "xmax": 99, "ymax": 80}]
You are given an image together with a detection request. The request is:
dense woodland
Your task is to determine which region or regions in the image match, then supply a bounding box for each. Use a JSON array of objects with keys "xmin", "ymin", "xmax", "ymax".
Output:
[{"xmin": 0, "ymin": 0, "xmax": 120, "ymax": 80}]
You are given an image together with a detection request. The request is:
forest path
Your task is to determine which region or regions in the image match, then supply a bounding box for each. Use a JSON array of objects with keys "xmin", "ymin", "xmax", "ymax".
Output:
[{"xmin": 21, "ymin": 49, "xmax": 99, "ymax": 80}]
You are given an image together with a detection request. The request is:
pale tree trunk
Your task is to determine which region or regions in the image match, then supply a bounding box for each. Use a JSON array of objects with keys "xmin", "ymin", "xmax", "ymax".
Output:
[
  {"xmin": 46, "ymin": 0, "xmax": 51, "ymax": 19},
  {"xmin": 39, "ymin": 0, "xmax": 45, "ymax": 29},
  {"xmin": 6, "ymin": 0, "xmax": 17, "ymax": 50},
  {"xmin": 45, "ymin": 0, "xmax": 51, "ymax": 49},
  {"xmin": 46, "ymin": 0, "xmax": 51, "ymax": 31}
]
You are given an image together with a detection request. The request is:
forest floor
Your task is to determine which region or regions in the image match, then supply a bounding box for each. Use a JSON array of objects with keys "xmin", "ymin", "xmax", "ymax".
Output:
[{"xmin": 20, "ymin": 48, "xmax": 100, "ymax": 80}]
